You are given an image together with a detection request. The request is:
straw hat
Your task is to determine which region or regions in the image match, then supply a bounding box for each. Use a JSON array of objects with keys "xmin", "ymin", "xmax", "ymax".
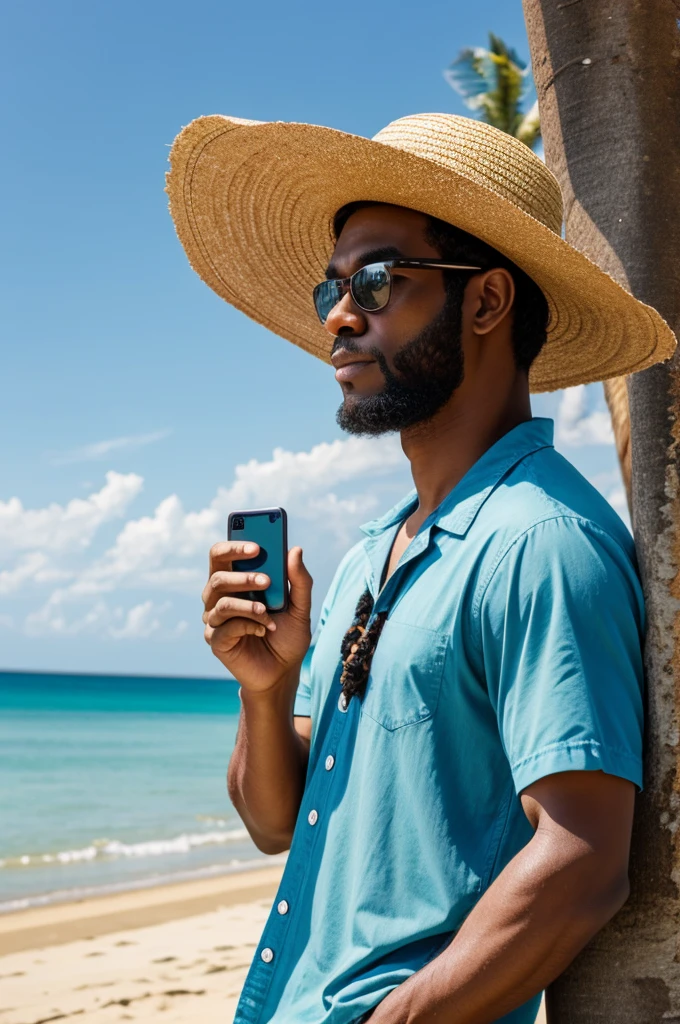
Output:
[{"xmin": 166, "ymin": 112, "xmax": 675, "ymax": 392}]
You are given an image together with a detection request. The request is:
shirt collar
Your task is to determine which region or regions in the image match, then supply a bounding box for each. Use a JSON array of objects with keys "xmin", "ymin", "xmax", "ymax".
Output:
[{"xmin": 360, "ymin": 418, "xmax": 554, "ymax": 539}]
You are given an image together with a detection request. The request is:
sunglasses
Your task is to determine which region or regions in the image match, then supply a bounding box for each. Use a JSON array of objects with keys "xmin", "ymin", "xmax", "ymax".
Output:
[{"xmin": 313, "ymin": 258, "xmax": 483, "ymax": 325}]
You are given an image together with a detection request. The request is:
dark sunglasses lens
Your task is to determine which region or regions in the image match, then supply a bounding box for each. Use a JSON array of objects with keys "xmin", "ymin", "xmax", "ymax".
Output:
[
  {"xmin": 352, "ymin": 263, "xmax": 391, "ymax": 311},
  {"xmin": 313, "ymin": 280, "xmax": 344, "ymax": 324}
]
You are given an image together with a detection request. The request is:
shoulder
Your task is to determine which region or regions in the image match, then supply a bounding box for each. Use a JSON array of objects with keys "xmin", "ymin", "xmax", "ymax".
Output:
[
  {"xmin": 483, "ymin": 445, "xmax": 635, "ymax": 563},
  {"xmin": 476, "ymin": 515, "xmax": 644, "ymax": 640},
  {"xmin": 474, "ymin": 448, "xmax": 641, "ymax": 615}
]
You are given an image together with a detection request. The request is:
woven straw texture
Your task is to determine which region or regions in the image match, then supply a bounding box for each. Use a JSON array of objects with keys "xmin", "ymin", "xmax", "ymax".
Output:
[{"xmin": 166, "ymin": 112, "xmax": 676, "ymax": 392}]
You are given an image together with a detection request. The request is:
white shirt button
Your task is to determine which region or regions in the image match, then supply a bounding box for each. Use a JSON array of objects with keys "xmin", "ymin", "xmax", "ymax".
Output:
[
  {"xmin": 308, "ymin": 809, "xmax": 318, "ymax": 826},
  {"xmin": 277, "ymin": 899, "xmax": 289, "ymax": 915},
  {"xmin": 261, "ymin": 947, "xmax": 274, "ymax": 963},
  {"xmin": 338, "ymin": 693, "xmax": 348, "ymax": 712},
  {"xmin": 325, "ymin": 755, "xmax": 335, "ymax": 771}
]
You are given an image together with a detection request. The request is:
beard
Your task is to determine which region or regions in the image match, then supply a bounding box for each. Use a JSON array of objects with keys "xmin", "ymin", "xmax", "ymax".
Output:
[{"xmin": 335, "ymin": 291, "xmax": 465, "ymax": 437}]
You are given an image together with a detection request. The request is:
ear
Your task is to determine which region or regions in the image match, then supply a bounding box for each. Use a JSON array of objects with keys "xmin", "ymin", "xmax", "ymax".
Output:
[{"xmin": 471, "ymin": 269, "xmax": 515, "ymax": 336}]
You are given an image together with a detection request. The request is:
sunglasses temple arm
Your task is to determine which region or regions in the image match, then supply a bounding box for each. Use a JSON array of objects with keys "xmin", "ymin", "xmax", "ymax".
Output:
[{"xmin": 391, "ymin": 259, "xmax": 483, "ymax": 271}]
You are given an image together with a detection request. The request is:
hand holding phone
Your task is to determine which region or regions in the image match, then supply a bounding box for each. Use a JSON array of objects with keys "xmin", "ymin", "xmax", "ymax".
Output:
[
  {"xmin": 201, "ymin": 509, "xmax": 312, "ymax": 693},
  {"xmin": 228, "ymin": 508, "xmax": 288, "ymax": 611}
]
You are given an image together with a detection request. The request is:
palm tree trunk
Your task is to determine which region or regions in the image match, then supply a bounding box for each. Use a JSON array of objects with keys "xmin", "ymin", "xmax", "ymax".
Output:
[{"xmin": 522, "ymin": 1, "xmax": 680, "ymax": 1021}]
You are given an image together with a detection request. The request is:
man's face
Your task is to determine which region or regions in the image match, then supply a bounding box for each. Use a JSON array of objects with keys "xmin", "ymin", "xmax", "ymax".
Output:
[{"xmin": 325, "ymin": 205, "xmax": 466, "ymax": 436}]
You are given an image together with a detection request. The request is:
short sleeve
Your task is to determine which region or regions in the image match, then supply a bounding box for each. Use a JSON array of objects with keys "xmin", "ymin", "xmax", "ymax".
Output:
[{"xmin": 479, "ymin": 516, "xmax": 645, "ymax": 793}]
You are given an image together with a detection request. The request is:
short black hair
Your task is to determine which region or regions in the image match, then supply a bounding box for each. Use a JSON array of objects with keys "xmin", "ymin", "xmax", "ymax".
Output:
[{"xmin": 333, "ymin": 202, "xmax": 549, "ymax": 373}]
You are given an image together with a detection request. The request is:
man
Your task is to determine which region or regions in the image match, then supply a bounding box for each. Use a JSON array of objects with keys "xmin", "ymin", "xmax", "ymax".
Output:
[{"xmin": 167, "ymin": 113, "xmax": 676, "ymax": 1023}]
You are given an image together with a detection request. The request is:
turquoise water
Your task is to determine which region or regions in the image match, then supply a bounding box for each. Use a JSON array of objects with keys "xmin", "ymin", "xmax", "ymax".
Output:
[{"xmin": 0, "ymin": 671, "xmax": 271, "ymax": 912}]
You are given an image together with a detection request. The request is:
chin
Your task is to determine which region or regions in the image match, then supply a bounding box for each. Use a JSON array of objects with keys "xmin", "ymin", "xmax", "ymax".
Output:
[{"xmin": 336, "ymin": 396, "xmax": 394, "ymax": 438}]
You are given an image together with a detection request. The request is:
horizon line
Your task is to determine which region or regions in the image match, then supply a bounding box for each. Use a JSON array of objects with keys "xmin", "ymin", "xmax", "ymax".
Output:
[{"xmin": 0, "ymin": 667, "xmax": 238, "ymax": 683}]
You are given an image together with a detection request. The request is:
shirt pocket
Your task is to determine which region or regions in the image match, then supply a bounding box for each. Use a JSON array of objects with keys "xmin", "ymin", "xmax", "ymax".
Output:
[{"xmin": 360, "ymin": 619, "xmax": 448, "ymax": 732}]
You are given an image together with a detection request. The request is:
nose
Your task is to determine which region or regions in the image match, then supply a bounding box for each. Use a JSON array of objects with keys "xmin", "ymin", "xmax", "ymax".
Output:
[{"xmin": 323, "ymin": 290, "xmax": 367, "ymax": 338}]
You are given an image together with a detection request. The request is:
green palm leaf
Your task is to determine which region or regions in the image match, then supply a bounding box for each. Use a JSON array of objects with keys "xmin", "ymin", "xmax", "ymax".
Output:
[{"xmin": 444, "ymin": 33, "xmax": 541, "ymax": 150}]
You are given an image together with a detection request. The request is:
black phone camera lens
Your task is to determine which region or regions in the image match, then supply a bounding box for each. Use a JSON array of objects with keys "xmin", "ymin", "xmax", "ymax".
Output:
[
  {"xmin": 232, "ymin": 516, "xmax": 245, "ymax": 530},
  {"xmin": 269, "ymin": 512, "xmax": 280, "ymax": 523}
]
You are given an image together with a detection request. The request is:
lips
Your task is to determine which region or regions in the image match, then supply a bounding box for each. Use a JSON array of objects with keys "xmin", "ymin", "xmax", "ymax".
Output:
[
  {"xmin": 334, "ymin": 361, "xmax": 376, "ymax": 383},
  {"xmin": 331, "ymin": 348, "xmax": 376, "ymax": 383}
]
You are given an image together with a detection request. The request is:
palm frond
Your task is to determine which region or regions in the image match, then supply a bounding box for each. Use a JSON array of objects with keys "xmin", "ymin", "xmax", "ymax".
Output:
[
  {"xmin": 516, "ymin": 98, "xmax": 541, "ymax": 150},
  {"xmin": 488, "ymin": 32, "xmax": 526, "ymax": 71},
  {"xmin": 443, "ymin": 47, "xmax": 494, "ymax": 109},
  {"xmin": 444, "ymin": 33, "xmax": 540, "ymax": 149}
]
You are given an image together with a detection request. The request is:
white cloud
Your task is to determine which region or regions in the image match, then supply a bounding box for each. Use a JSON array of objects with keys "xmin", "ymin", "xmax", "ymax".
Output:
[
  {"xmin": 606, "ymin": 486, "xmax": 628, "ymax": 516},
  {"xmin": 110, "ymin": 600, "xmax": 165, "ymax": 639},
  {"xmin": 1, "ymin": 434, "xmax": 410, "ymax": 640},
  {"xmin": 584, "ymin": 470, "xmax": 630, "ymax": 527},
  {"xmin": 50, "ymin": 430, "xmax": 171, "ymax": 466},
  {"xmin": 24, "ymin": 592, "xmax": 185, "ymax": 640},
  {"xmin": 556, "ymin": 385, "xmax": 614, "ymax": 446},
  {"xmin": 68, "ymin": 435, "xmax": 405, "ymax": 595},
  {"xmin": 25, "ymin": 591, "xmax": 112, "ymax": 637},
  {"xmin": 0, "ymin": 553, "xmax": 48, "ymax": 594},
  {"xmin": 0, "ymin": 472, "xmax": 143, "ymax": 554},
  {"xmin": 221, "ymin": 437, "xmax": 404, "ymax": 508},
  {"xmin": 0, "ymin": 553, "xmax": 75, "ymax": 594}
]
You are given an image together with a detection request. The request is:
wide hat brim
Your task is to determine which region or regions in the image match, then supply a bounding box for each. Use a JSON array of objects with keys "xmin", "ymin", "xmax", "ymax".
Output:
[{"xmin": 166, "ymin": 114, "xmax": 676, "ymax": 393}]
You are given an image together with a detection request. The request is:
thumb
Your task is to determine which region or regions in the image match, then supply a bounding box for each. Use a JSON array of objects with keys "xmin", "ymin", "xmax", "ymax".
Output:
[{"xmin": 287, "ymin": 546, "xmax": 312, "ymax": 618}]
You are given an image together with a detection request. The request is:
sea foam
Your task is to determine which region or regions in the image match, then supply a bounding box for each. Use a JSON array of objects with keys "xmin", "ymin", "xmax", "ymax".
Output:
[{"xmin": 0, "ymin": 827, "xmax": 250, "ymax": 870}]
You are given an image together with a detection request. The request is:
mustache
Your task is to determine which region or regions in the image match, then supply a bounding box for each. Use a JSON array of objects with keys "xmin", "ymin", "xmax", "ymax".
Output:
[{"xmin": 331, "ymin": 334, "xmax": 364, "ymax": 357}]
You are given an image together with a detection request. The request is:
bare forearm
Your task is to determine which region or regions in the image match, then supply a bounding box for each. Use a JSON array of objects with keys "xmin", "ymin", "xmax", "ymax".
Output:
[
  {"xmin": 227, "ymin": 672, "xmax": 309, "ymax": 853},
  {"xmin": 371, "ymin": 833, "xmax": 629, "ymax": 1024}
]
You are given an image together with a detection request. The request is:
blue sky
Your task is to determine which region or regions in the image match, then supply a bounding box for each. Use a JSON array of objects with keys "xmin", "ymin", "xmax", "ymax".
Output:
[{"xmin": 0, "ymin": 0, "xmax": 623, "ymax": 676}]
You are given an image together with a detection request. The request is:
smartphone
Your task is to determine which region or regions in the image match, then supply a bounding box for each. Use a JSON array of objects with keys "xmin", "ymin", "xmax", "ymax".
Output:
[{"xmin": 227, "ymin": 507, "xmax": 289, "ymax": 612}]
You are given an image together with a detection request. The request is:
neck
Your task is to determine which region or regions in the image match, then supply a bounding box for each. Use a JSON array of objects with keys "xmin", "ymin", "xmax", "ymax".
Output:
[{"xmin": 400, "ymin": 375, "xmax": 532, "ymax": 529}]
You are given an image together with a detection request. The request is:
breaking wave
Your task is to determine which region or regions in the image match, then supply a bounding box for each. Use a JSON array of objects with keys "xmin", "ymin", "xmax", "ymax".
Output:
[{"xmin": 0, "ymin": 826, "xmax": 250, "ymax": 870}]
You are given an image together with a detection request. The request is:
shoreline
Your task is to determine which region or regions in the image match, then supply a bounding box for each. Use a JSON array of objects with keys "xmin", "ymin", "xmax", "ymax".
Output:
[
  {"xmin": 0, "ymin": 861, "xmax": 283, "ymax": 955},
  {"xmin": 0, "ymin": 852, "xmax": 286, "ymax": 916}
]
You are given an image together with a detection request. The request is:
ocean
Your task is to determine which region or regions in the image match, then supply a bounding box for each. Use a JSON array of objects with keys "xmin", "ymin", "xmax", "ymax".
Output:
[{"xmin": 0, "ymin": 670, "xmax": 276, "ymax": 913}]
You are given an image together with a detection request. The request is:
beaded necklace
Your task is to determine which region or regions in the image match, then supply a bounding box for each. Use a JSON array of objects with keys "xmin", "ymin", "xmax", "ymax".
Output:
[{"xmin": 339, "ymin": 588, "xmax": 388, "ymax": 703}]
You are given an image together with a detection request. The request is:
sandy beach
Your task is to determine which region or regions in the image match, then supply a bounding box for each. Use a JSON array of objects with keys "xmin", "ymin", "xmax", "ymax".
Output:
[
  {"xmin": 0, "ymin": 864, "xmax": 546, "ymax": 1024},
  {"xmin": 0, "ymin": 866, "xmax": 282, "ymax": 1024}
]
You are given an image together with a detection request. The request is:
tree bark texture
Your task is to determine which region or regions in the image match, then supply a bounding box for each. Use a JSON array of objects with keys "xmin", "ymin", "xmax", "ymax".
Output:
[{"xmin": 522, "ymin": 2, "xmax": 680, "ymax": 1021}]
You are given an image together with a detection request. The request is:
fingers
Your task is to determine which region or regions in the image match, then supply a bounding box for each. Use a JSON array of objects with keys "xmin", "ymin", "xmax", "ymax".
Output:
[
  {"xmin": 209, "ymin": 540, "xmax": 260, "ymax": 577},
  {"xmin": 203, "ymin": 595, "xmax": 277, "ymax": 631},
  {"xmin": 202, "ymin": 570, "xmax": 271, "ymax": 612},
  {"xmin": 204, "ymin": 617, "xmax": 269, "ymax": 654},
  {"xmin": 287, "ymin": 547, "xmax": 313, "ymax": 618}
]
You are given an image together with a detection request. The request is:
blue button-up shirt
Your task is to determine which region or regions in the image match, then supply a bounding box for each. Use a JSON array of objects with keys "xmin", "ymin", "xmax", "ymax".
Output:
[{"xmin": 234, "ymin": 418, "xmax": 644, "ymax": 1024}]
